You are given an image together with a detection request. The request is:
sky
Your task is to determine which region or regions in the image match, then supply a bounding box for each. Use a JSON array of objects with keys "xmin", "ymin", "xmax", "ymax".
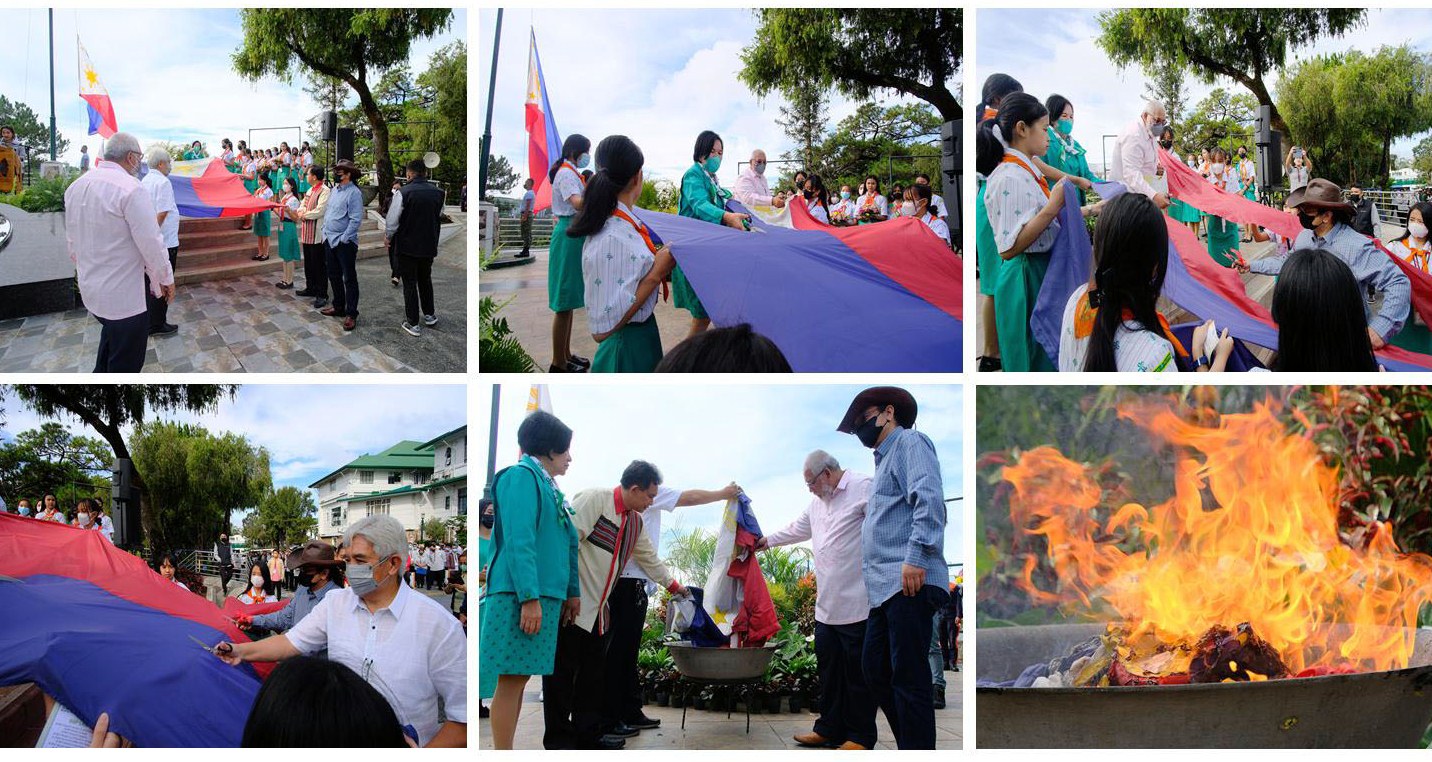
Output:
[
  {"xmin": 476, "ymin": 8, "xmax": 958, "ymax": 191},
  {"xmin": 1, "ymin": 8, "xmax": 467, "ymax": 165},
  {"xmin": 474, "ymin": 383, "xmax": 966, "ymax": 577},
  {"xmin": 0, "ymin": 384, "xmax": 466, "ymax": 506},
  {"xmin": 977, "ymin": 8, "xmax": 1432, "ymax": 176}
]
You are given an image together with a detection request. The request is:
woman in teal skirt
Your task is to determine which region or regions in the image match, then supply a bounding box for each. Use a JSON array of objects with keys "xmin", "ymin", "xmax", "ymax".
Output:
[
  {"xmin": 240, "ymin": 151, "xmax": 257, "ymax": 231},
  {"xmin": 1161, "ymin": 127, "xmax": 1203, "ymax": 233},
  {"xmin": 1203, "ymin": 147, "xmax": 1241, "ymax": 266},
  {"xmin": 251, "ymin": 174, "xmax": 275, "ymax": 262},
  {"xmin": 480, "ymin": 410, "xmax": 579, "ymax": 750},
  {"xmin": 674, "ymin": 130, "xmax": 750, "ymax": 339},
  {"xmin": 547, "ymin": 134, "xmax": 592, "ymax": 374},
  {"xmin": 571, "ymin": 135, "xmax": 674, "ymax": 372},
  {"xmin": 275, "ymin": 176, "xmax": 302, "ymax": 289}
]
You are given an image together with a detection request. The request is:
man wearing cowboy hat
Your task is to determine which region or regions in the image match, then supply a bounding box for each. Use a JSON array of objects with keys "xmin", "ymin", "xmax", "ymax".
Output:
[
  {"xmin": 321, "ymin": 159, "xmax": 368, "ymax": 331},
  {"xmin": 837, "ymin": 387, "xmax": 948, "ymax": 751},
  {"xmin": 1237, "ymin": 177, "xmax": 1410, "ymax": 347},
  {"xmin": 237, "ymin": 541, "xmax": 344, "ymax": 638}
]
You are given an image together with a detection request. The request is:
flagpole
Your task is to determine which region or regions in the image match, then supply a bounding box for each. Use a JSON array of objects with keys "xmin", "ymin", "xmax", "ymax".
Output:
[
  {"xmin": 48, "ymin": 9, "xmax": 56, "ymax": 160},
  {"xmin": 478, "ymin": 7, "xmax": 503, "ymax": 201},
  {"xmin": 484, "ymin": 384, "xmax": 501, "ymax": 501}
]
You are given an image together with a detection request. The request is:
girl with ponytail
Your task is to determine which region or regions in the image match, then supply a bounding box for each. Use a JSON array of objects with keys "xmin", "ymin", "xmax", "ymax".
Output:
[
  {"xmin": 1058, "ymin": 192, "xmax": 1233, "ymax": 372},
  {"xmin": 548, "ymin": 133, "xmax": 593, "ymax": 373},
  {"xmin": 572, "ymin": 135, "xmax": 675, "ymax": 373}
]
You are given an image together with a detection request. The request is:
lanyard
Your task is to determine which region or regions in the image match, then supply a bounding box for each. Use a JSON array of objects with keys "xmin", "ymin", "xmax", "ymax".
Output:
[
  {"xmin": 562, "ymin": 161, "xmax": 587, "ymax": 186},
  {"xmin": 612, "ymin": 207, "xmax": 669, "ymax": 300},
  {"xmin": 1001, "ymin": 153, "xmax": 1050, "ymax": 198}
]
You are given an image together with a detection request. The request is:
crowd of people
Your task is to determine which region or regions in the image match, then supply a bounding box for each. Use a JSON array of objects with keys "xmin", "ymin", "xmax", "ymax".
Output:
[
  {"xmin": 0, "ymin": 493, "xmax": 115, "ymax": 541},
  {"xmin": 519, "ymin": 130, "xmax": 952, "ymax": 374},
  {"xmin": 479, "ymin": 386, "xmax": 954, "ymax": 750},
  {"xmin": 976, "ymin": 72, "xmax": 1415, "ymax": 373},
  {"xmin": 62, "ymin": 132, "xmax": 450, "ymax": 372}
]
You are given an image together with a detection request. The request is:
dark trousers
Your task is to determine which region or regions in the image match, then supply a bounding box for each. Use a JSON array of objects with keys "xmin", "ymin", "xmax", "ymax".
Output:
[
  {"xmin": 520, "ymin": 214, "xmax": 533, "ymax": 253},
  {"xmin": 325, "ymin": 239, "xmax": 360, "ymax": 317},
  {"xmin": 863, "ymin": 585, "xmax": 949, "ymax": 750},
  {"xmin": 399, "ymin": 254, "xmax": 436, "ymax": 324},
  {"xmin": 814, "ymin": 620, "xmax": 878, "ymax": 748},
  {"xmin": 939, "ymin": 611, "xmax": 960, "ymax": 668},
  {"xmin": 602, "ymin": 578, "xmax": 648, "ymax": 728},
  {"xmin": 301, "ymin": 241, "xmax": 328, "ymax": 298},
  {"xmin": 387, "ymin": 242, "xmax": 399, "ymax": 278},
  {"xmin": 219, "ymin": 565, "xmax": 233, "ymax": 596},
  {"xmin": 430, "ymin": 569, "xmax": 445, "ymax": 589},
  {"xmin": 145, "ymin": 245, "xmax": 178, "ymax": 330},
  {"xmin": 544, "ymin": 623, "xmax": 613, "ymax": 749},
  {"xmin": 93, "ymin": 311, "xmax": 149, "ymax": 372}
]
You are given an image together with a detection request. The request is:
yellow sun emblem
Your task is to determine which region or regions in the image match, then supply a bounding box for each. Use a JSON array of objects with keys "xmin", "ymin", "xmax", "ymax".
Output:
[{"xmin": 84, "ymin": 67, "xmax": 98, "ymax": 88}]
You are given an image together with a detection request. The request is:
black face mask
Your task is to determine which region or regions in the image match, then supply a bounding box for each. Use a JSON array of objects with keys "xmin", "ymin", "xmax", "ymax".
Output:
[
  {"xmin": 1159, "ymin": 140, "xmax": 1173, "ymax": 150},
  {"xmin": 1298, "ymin": 211, "xmax": 1320, "ymax": 230},
  {"xmin": 854, "ymin": 413, "xmax": 886, "ymax": 449},
  {"xmin": 295, "ymin": 569, "xmax": 317, "ymax": 588}
]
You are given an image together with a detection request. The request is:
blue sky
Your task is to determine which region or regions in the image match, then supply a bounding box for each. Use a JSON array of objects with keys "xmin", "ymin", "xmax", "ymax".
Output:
[
  {"xmin": 474, "ymin": 384, "xmax": 965, "ymax": 575},
  {"xmin": 977, "ymin": 8, "xmax": 1432, "ymax": 175},
  {"xmin": 0, "ymin": 385, "xmax": 466, "ymax": 504},
  {"xmin": 477, "ymin": 8, "xmax": 957, "ymax": 191},
  {"xmin": 2, "ymin": 8, "xmax": 466, "ymax": 164}
]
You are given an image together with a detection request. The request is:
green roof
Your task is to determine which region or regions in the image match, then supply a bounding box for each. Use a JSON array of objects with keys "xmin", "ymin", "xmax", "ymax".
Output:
[
  {"xmin": 329, "ymin": 474, "xmax": 467, "ymax": 503},
  {"xmin": 309, "ymin": 440, "xmax": 434, "ymax": 487},
  {"xmin": 418, "ymin": 425, "xmax": 467, "ymax": 450}
]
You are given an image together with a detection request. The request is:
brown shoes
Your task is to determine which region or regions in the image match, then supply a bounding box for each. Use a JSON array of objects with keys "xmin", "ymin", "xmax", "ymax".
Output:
[
  {"xmin": 794, "ymin": 732, "xmax": 836, "ymax": 748},
  {"xmin": 836, "ymin": 742, "xmax": 868, "ymax": 750},
  {"xmin": 342, "ymin": 317, "xmax": 356, "ymax": 331}
]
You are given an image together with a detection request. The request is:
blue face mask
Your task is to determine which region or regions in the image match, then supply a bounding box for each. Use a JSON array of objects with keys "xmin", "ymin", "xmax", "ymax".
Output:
[
  {"xmin": 704, "ymin": 155, "xmax": 722, "ymax": 174},
  {"xmin": 576, "ymin": 153, "xmax": 591, "ymax": 169},
  {"xmin": 19, "ymin": 508, "xmax": 30, "ymax": 517}
]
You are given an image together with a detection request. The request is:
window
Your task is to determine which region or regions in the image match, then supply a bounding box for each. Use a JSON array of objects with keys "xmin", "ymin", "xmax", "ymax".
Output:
[
  {"xmin": 329, "ymin": 504, "xmax": 343, "ymax": 527},
  {"xmin": 413, "ymin": 471, "xmax": 426, "ymax": 485},
  {"xmin": 444, "ymin": 495, "xmax": 452, "ymax": 511},
  {"xmin": 388, "ymin": 471, "xmax": 402, "ymax": 485},
  {"xmin": 365, "ymin": 499, "xmax": 391, "ymax": 515},
  {"xmin": 458, "ymin": 488, "xmax": 468, "ymax": 515},
  {"xmin": 445, "ymin": 446, "xmax": 453, "ymax": 466},
  {"xmin": 359, "ymin": 470, "xmax": 373, "ymax": 485}
]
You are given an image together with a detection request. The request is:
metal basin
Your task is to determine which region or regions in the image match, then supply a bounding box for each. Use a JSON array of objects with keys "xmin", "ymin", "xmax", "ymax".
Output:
[
  {"xmin": 977, "ymin": 623, "xmax": 1432, "ymax": 748},
  {"xmin": 667, "ymin": 642, "xmax": 777, "ymax": 681}
]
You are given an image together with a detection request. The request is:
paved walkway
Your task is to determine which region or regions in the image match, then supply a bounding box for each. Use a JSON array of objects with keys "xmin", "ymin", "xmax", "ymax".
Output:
[{"xmin": 0, "ymin": 216, "xmax": 467, "ymax": 373}]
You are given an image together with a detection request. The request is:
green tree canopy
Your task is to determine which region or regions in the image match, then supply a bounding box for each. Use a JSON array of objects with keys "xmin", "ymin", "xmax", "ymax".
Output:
[
  {"xmin": 1142, "ymin": 65, "xmax": 1187, "ymax": 128},
  {"xmin": 0, "ymin": 423, "xmax": 111, "ymax": 509},
  {"xmin": 232, "ymin": 9, "xmax": 454, "ymax": 204},
  {"xmin": 1096, "ymin": 9, "xmax": 1366, "ymax": 139},
  {"xmin": 1178, "ymin": 88, "xmax": 1258, "ymax": 158},
  {"xmin": 740, "ymin": 10, "xmax": 962, "ymax": 121},
  {"xmin": 130, "ymin": 421, "xmax": 272, "ymax": 551},
  {"xmin": 241, "ymin": 486, "xmax": 318, "ymax": 549},
  {"xmin": 485, "ymin": 154, "xmax": 519, "ymax": 196},
  {"xmin": 773, "ymin": 102, "xmax": 942, "ymax": 195},
  {"xmin": 1414, "ymin": 135, "xmax": 1432, "ymax": 180},
  {"xmin": 0, "ymin": 95, "xmax": 70, "ymax": 169}
]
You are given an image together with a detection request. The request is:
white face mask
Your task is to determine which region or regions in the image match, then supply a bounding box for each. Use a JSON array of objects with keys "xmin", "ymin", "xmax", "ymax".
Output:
[
  {"xmin": 901, "ymin": 202, "xmax": 917, "ymax": 217},
  {"xmin": 1411, "ymin": 222, "xmax": 1429, "ymax": 240},
  {"xmin": 251, "ymin": 575, "xmax": 265, "ymax": 589},
  {"xmin": 1210, "ymin": 163, "xmax": 1226, "ymax": 175},
  {"xmin": 77, "ymin": 513, "xmax": 90, "ymax": 525}
]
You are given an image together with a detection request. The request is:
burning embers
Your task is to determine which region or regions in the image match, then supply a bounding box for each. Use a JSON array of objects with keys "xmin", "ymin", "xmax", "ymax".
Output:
[{"xmin": 1001, "ymin": 399, "xmax": 1432, "ymax": 683}]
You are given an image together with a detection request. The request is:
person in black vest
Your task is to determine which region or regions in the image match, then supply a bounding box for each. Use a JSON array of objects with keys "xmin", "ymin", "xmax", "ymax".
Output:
[
  {"xmin": 386, "ymin": 158, "xmax": 445, "ymax": 336},
  {"xmin": 1347, "ymin": 185, "xmax": 1378, "ymax": 238},
  {"xmin": 215, "ymin": 532, "xmax": 235, "ymax": 596}
]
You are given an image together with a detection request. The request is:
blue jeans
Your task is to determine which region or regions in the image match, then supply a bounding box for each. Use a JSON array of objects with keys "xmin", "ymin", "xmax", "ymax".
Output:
[
  {"xmin": 814, "ymin": 620, "xmax": 877, "ymax": 748},
  {"xmin": 325, "ymin": 238, "xmax": 360, "ymax": 317},
  {"xmin": 863, "ymin": 584, "xmax": 949, "ymax": 750}
]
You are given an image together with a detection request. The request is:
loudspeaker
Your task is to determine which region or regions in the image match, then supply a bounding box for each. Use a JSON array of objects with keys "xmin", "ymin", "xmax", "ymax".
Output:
[
  {"xmin": 1255, "ymin": 105, "xmax": 1274, "ymax": 146},
  {"xmin": 336, "ymin": 128, "xmax": 355, "ymax": 162},
  {"xmin": 110, "ymin": 458, "xmax": 142, "ymax": 549},
  {"xmin": 1257, "ymin": 131, "xmax": 1283, "ymax": 191},
  {"xmin": 320, "ymin": 110, "xmax": 337, "ymax": 141},
  {"xmin": 941, "ymin": 120, "xmax": 962, "ymax": 239}
]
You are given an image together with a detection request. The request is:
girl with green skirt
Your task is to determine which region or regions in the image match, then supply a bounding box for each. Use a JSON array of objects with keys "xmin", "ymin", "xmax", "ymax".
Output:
[
  {"xmin": 275, "ymin": 176, "xmax": 302, "ymax": 289},
  {"xmin": 1203, "ymin": 147, "xmax": 1240, "ymax": 266},
  {"xmin": 251, "ymin": 175, "xmax": 275, "ymax": 262},
  {"xmin": 571, "ymin": 135, "xmax": 675, "ymax": 373},
  {"xmin": 547, "ymin": 134, "xmax": 593, "ymax": 373},
  {"xmin": 674, "ymin": 130, "xmax": 750, "ymax": 340}
]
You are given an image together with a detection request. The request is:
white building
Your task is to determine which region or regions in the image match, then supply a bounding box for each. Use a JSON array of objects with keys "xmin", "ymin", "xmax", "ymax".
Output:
[{"xmin": 311, "ymin": 425, "xmax": 468, "ymax": 543}]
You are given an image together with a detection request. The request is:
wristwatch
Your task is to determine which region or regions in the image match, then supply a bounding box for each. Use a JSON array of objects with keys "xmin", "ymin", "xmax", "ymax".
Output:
[{"xmin": 1195, "ymin": 355, "xmax": 1210, "ymax": 368}]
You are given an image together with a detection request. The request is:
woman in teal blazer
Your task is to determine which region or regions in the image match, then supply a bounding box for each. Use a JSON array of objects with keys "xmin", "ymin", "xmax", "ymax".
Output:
[
  {"xmin": 673, "ymin": 129, "xmax": 750, "ymax": 339},
  {"xmin": 480, "ymin": 410, "xmax": 580, "ymax": 750}
]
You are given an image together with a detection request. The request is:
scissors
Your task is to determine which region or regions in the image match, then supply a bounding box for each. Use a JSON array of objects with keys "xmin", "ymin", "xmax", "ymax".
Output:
[{"xmin": 188, "ymin": 634, "xmax": 232, "ymax": 657}]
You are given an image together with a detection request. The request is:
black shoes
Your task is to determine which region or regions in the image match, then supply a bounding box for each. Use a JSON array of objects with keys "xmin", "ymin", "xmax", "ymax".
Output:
[
  {"xmin": 625, "ymin": 714, "xmax": 660, "ymax": 730},
  {"xmin": 977, "ymin": 355, "xmax": 1002, "ymax": 372},
  {"xmin": 605, "ymin": 723, "xmax": 639, "ymax": 739},
  {"xmin": 933, "ymin": 687, "xmax": 946, "ymax": 709},
  {"xmin": 149, "ymin": 323, "xmax": 178, "ymax": 336},
  {"xmin": 593, "ymin": 735, "xmax": 626, "ymax": 750}
]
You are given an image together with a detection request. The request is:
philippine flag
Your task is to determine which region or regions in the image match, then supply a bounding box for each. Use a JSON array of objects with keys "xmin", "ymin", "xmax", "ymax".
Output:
[
  {"xmin": 78, "ymin": 39, "xmax": 118, "ymax": 138},
  {"xmin": 525, "ymin": 29, "xmax": 562, "ymax": 213}
]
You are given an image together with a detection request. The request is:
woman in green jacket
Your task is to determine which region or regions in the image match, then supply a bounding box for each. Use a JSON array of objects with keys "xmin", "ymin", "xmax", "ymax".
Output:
[
  {"xmin": 673, "ymin": 130, "xmax": 750, "ymax": 339},
  {"xmin": 1042, "ymin": 94, "xmax": 1103, "ymax": 205},
  {"xmin": 480, "ymin": 410, "xmax": 580, "ymax": 750}
]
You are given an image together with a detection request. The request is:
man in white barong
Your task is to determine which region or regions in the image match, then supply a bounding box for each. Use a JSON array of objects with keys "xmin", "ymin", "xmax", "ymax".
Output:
[
  {"xmin": 733, "ymin": 149, "xmax": 786, "ymax": 210},
  {"xmin": 1111, "ymin": 100, "xmax": 1171, "ymax": 210}
]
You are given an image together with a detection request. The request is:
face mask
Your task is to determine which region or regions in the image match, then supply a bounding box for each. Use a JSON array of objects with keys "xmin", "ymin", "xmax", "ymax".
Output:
[
  {"xmin": 1298, "ymin": 211, "xmax": 1320, "ymax": 230},
  {"xmin": 295, "ymin": 569, "xmax": 317, "ymax": 588},
  {"xmin": 576, "ymin": 153, "xmax": 591, "ymax": 169},
  {"xmin": 703, "ymin": 155, "xmax": 722, "ymax": 173},
  {"xmin": 1238, "ymin": 152, "xmax": 1247, "ymax": 158},
  {"xmin": 1210, "ymin": 163, "xmax": 1225, "ymax": 175},
  {"xmin": 347, "ymin": 558, "xmax": 392, "ymax": 598},
  {"xmin": 1410, "ymin": 222, "xmax": 1428, "ymax": 239},
  {"xmin": 77, "ymin": 513, "xmax": 90, "ymax": 525},
  {"xmin": 1159, "ymin": 140, "xmax": 1173, "ymax": 150},
  {"xmin": 1056, "ymin": 118, "xmax": 1073, "ymax": 136},
  {"xmin": 461, "ymin": 563, "xmax": 468, "ymax": 572},
  {"xmin": 753, "ymin": 161, "xmax": 765, "ymax": 174},
  {"xmin": 1349, "ymin": 193, "xmax": 1361, "ymax": 201},
  {"xmin": 840, "ymin": 191, "xmax": 850, "ymax": 200},
  {"xmin": 1147, "ymin": 119, "xmax": 1167, "ymax": 137},
  {"xmin": 854, "ymin": 412, "xmax": 886, "ymax": 449},
  {"xmin": 19, "ymin": 508, "xmax": 29, "ymax": 517},
  {"xmin": 250, "ymin": 575, "xmax": 265, "ymax": 589},
  {"xmin": 901, "ymin": 202, "xmax": 917, "ymax": 217}
]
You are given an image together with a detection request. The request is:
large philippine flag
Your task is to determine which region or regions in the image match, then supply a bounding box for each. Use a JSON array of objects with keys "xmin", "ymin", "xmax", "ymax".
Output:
[
  {"xmin": 168, "ymin": 158, "xmax": 280, "ymax": 218},
  {"xmin": 78, "ymin": 39, "xmax": 118, "ymax": 139},
  {"xmin": 0, "ymin": 513, "xmax": 267, "ymax": 747},
  {"xmin": 525, "ymin": 29, "xmax": 562, "ymax": 213}
]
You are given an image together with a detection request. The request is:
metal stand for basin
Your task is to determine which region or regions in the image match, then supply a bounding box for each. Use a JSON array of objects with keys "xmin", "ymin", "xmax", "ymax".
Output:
[{"xmin": 676, "ymin": 675, "xmax": 760, "ymax": 734}]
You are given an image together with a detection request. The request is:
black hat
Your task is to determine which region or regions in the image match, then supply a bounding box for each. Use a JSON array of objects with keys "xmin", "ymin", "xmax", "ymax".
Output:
[{"xmin": 837, "ymin": 386, "xmax": 917, "ymax": 433}]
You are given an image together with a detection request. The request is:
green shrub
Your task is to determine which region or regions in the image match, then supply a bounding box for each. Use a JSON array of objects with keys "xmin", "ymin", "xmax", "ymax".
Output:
[{"xmin": 1, "ymin": 175, "xmax": 75, "ymax": 213}]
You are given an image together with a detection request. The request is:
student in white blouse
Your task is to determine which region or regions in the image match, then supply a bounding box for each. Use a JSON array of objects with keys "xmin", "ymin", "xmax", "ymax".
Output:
[
  {"xmin": 571, "ymin": 135, "xmax": 676, "ymax": 373},
  {"xmin": 913, "ymin": 173, "xmax": 948, "ymax": 218},
  {"xmin": 855, "ymin": 175, "xmax": 888, "ymax": 223},
  {"xmin": 548, "ymin": 134, "xmax": 594, "ymax": 374},
  {"xmin": 805, "ymin": 174, "xmax": 832, "ymax": 224},
  {"xmin": 902, "ymin": 184, "xmax": 951, "ymax": 248}
]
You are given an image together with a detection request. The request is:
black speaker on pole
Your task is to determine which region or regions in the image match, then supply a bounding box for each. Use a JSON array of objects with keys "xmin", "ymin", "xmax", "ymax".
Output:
[
  {"xmin": 111, "ymin": 458, "xmax": 142, "ymax": 549},
  {"xmin": 320, "ymin": 110, "xmax": 337, "ymax": 141},
  {"xmin": 336, "ymin": 128, "xmax": 355, "ymax": 162},
  {"xmin": 1254, "ymin": 105, "xmax": 1282, "ymax": 192},
  {"xmin": 941, "ymin": 120, "xmax": 962, "ymax": 242}
]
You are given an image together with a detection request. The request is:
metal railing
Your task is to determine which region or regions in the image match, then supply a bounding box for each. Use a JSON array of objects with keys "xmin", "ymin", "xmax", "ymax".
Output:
[
  {"xmin": 1364, "ymin": 188, "xmax": 1427, "ymax": 232},
  {"xmin": 496, "ymin": 216, "xmax": 555, "ymax": 249}
]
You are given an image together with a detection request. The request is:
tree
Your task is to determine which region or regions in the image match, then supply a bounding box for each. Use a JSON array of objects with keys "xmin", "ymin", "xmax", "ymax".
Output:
[
  {"xmin": 242, "ymin": 486, "xmax": 318, "ymax": 549},
  {"xmin": 1097, "ymin": 9, "xmax": 1366, "ymax": 139},
  {"xmin": 416, "ymin": 41, "xmax": 467, "ymax": 193},
  {"xmin": 232, "ymin": 9, "xmax": 455, "ymax": 205},
  {"xmin": 1179, "ymin": 88, "xmax": 1258, "ymax": 157},
  {"xmin": 420, "ymin": 517, "xmax": 447, "ymax": 543},
  {"xmin": 486, "ymin": 154, "xmax": 519, "ymax": 197},
  {"xmin": 129, "ymin": 421, "xmax": 272, "ymax": 552},
  {"xmin": 1142, "ymin": 65, "xmax": 1187, "ymax": 128},
  {"xmin": 1414, "ymin": 135, "xmax": 1432, "ymax": 179},
  {"xmin": 637, "ymin": 178, "xmax": 678, "ymax": 213},
  {"xmin": 0, "ymin": 95, "xmax": 70, "ymax": 170},
  {"xmin": 794, "ymin": 102, "xmax": 942, "ymax": 193},
  {"xmin": 9, "ymin": 385, "xmax": 238, "ymax": 545},
  {"xmin": 777, "ymin": 87, "xmax": 829, "ymax": 172},
  {"xmin": 0, "ymin": 423, "xmax": 111, "ymax": 508},
  {"xmin": 740, "ymin": 10, "xmax": 963, "ymax": 121}
]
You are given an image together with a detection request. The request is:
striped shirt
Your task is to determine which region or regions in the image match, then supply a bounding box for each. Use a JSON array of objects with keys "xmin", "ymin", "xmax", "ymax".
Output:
[
  {"xmin": 299, "ymin": 183, "xmax": 329, "ymax": 244},
  {"xmin": 861, "ymin": 426, "xmax": 949, "ymax": 609}
]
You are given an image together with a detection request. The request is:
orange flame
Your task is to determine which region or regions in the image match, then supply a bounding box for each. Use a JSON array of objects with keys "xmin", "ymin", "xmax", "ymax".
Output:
[{"xmin": 1003, "ymin": 399, "xmax": 1432, "ymax": 674}]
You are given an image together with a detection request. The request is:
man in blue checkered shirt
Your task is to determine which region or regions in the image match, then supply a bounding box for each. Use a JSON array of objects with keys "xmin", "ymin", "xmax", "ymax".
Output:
[{"xmin": 838, "ymin": 386, "xmax": 949, "ymax": 750}]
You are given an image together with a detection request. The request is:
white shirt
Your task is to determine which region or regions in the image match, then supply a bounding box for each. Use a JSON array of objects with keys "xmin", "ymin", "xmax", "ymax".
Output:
[
  {"xmin": 141, "ymin": 170, "xmax": 180, "ymax": 248},
  {"xmin": 428, "ymin": 548, "xmax": 447, "ymax": 572},
  {"xmin": 832, "ymin": 198, "xmax": 858, "ymax": 222},
  {"xmin": 931, "ymin": 193, "xmax": 948, "ymax": 218},
  {"xmin": 550, "ymin": 163, "xmax": 584, "ymax": 218},
  {"xmin": 808, "ymin": 198, "xmax": 830, "ymax": 224},
  {"xmin": 1058, "ymin": 283, "xmax": 1177, "ymax": 373},
  {"xmin": 384, "ymin": 187, "xmax": 404, "ymax": 235},
  {"xmin": 733, "ymin": 166, "xmax": 774, "ymax": 208},
  {"xmin": 287, "ymin": 584, "xmax": 467, "ymax": 745},
  {"xmin": 582, "ymin": 201, "xmax": 658, "ymax": 334},
  {"xmin": 919, "ymin": 211, "xmax": 950, "ymax": 246},
  {"xmin": 1112, "ymin": 117, "xmax": 1163, "ymax": 199},
  {"xmin": 986, "ymin": 147, "xmax": 1060, "ymax": 254},
  {"xmin": 621, "ymin": 485, "xmax": 682, "ymax": 582},
  {"xmin": 99, "ymin": 514, "xmax": 114, "ymax": 542},
  {"xmin": 856, "ymin": 192, "xmax": 888, "ymax": 219},
  {"xmin": 763, "ymin": 471, "xmax": 873, "ymax": 626},
  {"xmin": 64, "ymin": 161, "xmax": 174, "ymax": 320}
]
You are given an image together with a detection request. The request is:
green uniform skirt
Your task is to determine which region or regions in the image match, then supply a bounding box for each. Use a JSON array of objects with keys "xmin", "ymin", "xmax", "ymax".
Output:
[
  {"xmin": 671, "ymin": 265, "xmax": 708, "ymax": 320},
  {"xmin": 1168, "ymin": 196, "xmax": 1202, "ymax": 224},
  {"xmin": 277, "ymin": 220, "xmax": 300, "ymax": 262},
  {"xmin": 548, "ymin": 215, "xmax": 585, "ymax": 312},
  {"xmin": 994, "ymin": 250, "xmax": 1055, "ymax": 372},
  {"xmin": 253, "ymin": 210, "xmax": 271, "ymax": 237},
  {"xmin": 478, "ymin": 592, "xmax": 562, "ymax": 700},
  {"xmin": 1204, "ymin": 214, "xmax": 1240, "ymax": 266},
  {"xmin": 976, "ymin": 182, "xmax": 1000, "ymax": 297},
  {"xmin": 243, "ymin": 178, "xmax": 257, "ymax": 193},
  {"xmin": 592, "ymin": 317, "xmax": 662, "ymax": 373}
]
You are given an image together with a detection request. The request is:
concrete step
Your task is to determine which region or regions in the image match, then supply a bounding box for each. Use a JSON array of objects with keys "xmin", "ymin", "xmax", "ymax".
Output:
[
  {"xmin": 174, "ymin": 239, "xmax": 387, "ymax": 285},
  {"xmin": 177, "ymin": 229, "xmax": 385, "ymax": 268},
  {"xmin": 178, "ymin": 216, "xmax": 246, "ymax": 234}
]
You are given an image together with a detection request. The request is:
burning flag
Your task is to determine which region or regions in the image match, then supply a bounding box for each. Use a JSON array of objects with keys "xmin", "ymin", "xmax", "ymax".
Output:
[
  {"xmin": 702, "ymin": 494, "xmax": 779, "ymax": 647},
  {"xmin": 78, "ymin": 39, "xmax": 118, "ymax": 138}
]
